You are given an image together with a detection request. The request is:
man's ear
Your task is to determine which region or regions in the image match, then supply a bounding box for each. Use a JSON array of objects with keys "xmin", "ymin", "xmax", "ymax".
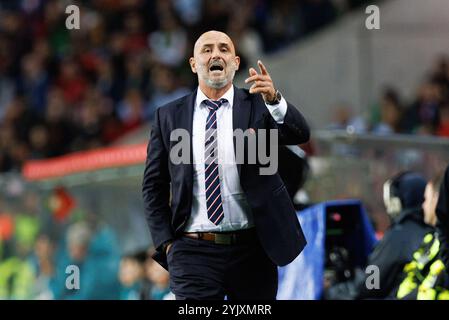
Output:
[
  {"xmin": 235, "ymin": 56, "xmax": 240, "ymax": 71},
  {"xmin": 189, "ymin": 57, "xmax": 197, "ymax": 73}
]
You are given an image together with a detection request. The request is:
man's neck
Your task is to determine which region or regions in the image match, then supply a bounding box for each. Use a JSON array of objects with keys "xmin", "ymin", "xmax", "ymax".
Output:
[{"xmin": 198, "ymin": 82, "xmax": 233, "ymax": 100}]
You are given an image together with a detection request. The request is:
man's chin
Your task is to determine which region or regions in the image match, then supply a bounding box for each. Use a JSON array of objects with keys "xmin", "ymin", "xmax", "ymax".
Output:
[{"xmin": 206, "ymin": 79, "xmax": 229, "ymax": 89}]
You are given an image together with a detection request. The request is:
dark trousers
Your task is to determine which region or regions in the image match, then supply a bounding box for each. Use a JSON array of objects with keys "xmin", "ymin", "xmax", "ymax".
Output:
[{"xmin": 167, "ymin": 231, "xmax": 278, "ymax": 300}]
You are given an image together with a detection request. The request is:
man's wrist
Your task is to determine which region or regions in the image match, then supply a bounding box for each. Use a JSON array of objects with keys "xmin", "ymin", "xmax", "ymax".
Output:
[{"xmin": 266, "ymin": 89, "xmax": 282, "ymax": 105}]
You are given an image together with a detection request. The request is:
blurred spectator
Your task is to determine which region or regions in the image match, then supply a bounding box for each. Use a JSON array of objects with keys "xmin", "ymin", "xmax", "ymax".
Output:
[
  {"xmin": 0, "ymin": 124, "xmax": 16, "ymax": 172},
  {"xmin": 30, "ymin": 234, "xmax": 55, "ymax": 299},
  {"xmin": 226, "ymin": 3, "xmax": 263, "ymax": 66},
  {"xmin": 1, "ymin": 9, "xmax": 32, "ymax": 76},
  {"xmin": 422, "ymin": 173, "xmax": 443, "ymax": 228},
  {"xmin": 148, "ymin": 12, "xmax": 187, "ymax": 68},
  {"xmin": 119, "ymin": 251, "xmax": 146, "ymax": 300},
  {"xmin": 0, "ymin": 198, "xmax": 39, "ymax": 299},
  {"xmin": 429, "ymin": 55, "xmax": 449, "ymax": 100},
  {"xmin": 43, "ymin": 88, "xmax": 76, "ymax": 156},
  {"xmin": 16, "ymin": 53, "xmax": 49, "ymax": 114},
  {"xmin": 123, "ymin": 54, "xmax": 150, "ymax": 97},
  {"xmin": 95, "ymin": 56, "xmax": 116, "ymax": 99},
  {"xmin": 51, "ymin": 220, "xmax": 121, "ymax": 299},
  {"xmin": 0, "ymin": 74, "xmax": 14, "ymax": 122},
  {"xmin": 436, "ymin": 101, "xmax": 449, "ymax": 137},
  {"xmin": 8, "ymin": 142, "xmax": 30, "ymax": 172},
  {"xmin": 29, "ymin": 124, "xmax": 50, "ymax": 159},
  {"xmin": 122, "ymin": 11, "xmax": 148, "ymax": 55},
  {"xmin": 436, "ymin": 163, "xmax": 449, "ymax": 272},
  {"xmin": 264, "ymin": 0, "xmax": 304, "ymax": 52},
  {"xmin": 56, "ymin": 57, "xmax": 88, "ymax": 105},
  {"xmin": 3, "ymin": 96, "xmax": 39, "ymax": 145},
  {"xmin": 371, "ymin": 88, "xmax": 404, "ymax": 135},
  {"xmin": 145, "ymin": 255, "xmax": 172, "ymax": 300},
  {"xmin": 172, "ymin": 0, "xmax": 203, "ymax": 26},
  {"xmin": 145, "ymin": 64, "xmax": 190, "ymax": 123},
  {"xmin": 117, "ymin": 88, "xmax": 145, "ymax": 134},
  {"xmin": 44, "ymin": 0, "xmax": 71, "ymax": 58},
  {"xmin": 71, "ymin": 98, "xmax": 104, "ymax": 150},
  {"xmin": 402, "ymin": 80, "xmax": 442, "ymax": 134},
  {"xmin": 396, "ymin": 172, "xmax": 444, "ymax": 300},
  {"xmin": 0, "ymin": 251, "xmax": 35, "ymax": 299},
  {"xmin": 328, "ymin": 104, "xmax": 366, "ymax": 133}
]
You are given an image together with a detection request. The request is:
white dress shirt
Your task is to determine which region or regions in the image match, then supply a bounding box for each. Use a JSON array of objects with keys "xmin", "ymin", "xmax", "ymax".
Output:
[{"xmin": 184, "ymin": 85, "xmax": 288, "ymax": 232}]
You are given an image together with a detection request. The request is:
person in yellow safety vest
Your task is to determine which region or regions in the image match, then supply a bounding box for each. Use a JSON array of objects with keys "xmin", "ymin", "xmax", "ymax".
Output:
[
  {"xmin": 0, "ymin": 256, "xmax": 35, "ymax": 299},
  {"xmin": 0, "ymin": 213, "xmax": 40, "ymax": 300},
  {"xmin": 397, "ymin": 172, "xmax": 449, "ymax": 299},
  {"xmin": 396, "ymin": 232, "xmax": 449, "ymax": 299},
  {"xmin": 417, "ymin": 259, "xmax": 449, "ymax": 300},
  {"xmin": 397, "ymin": 233, "xmax": 438, "ymax": 298}
]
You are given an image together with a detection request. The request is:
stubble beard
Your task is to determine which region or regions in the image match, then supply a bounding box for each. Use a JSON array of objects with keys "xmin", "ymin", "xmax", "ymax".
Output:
[{"xmin": 199, "ymin": 63, "xmax": 237, "ymax": 89}]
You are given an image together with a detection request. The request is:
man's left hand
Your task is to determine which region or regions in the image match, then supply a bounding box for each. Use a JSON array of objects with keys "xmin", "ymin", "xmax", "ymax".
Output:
[{"xmin": 245, "ymin": 60, "xmax": 277, "ymax": 103}]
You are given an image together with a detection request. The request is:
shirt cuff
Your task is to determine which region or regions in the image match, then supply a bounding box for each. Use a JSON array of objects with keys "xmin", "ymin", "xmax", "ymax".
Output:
[{"xmin": 265, "ymin": 97, "xmax": 287, "ymax": 124}]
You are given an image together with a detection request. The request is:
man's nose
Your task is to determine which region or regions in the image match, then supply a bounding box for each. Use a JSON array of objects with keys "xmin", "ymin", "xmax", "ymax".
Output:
[{"xmin": 211, "ymin": 48, "xmax": 223, "ymax": 59}]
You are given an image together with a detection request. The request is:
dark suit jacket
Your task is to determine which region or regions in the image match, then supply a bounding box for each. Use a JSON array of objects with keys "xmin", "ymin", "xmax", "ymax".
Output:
[
  {"xmin": 142, "ymin": 86, "xmax": 310, "ymax": 269},
  {"xmin": 437, "ymin": 165, "xmax": 449, "ymax": 269}
]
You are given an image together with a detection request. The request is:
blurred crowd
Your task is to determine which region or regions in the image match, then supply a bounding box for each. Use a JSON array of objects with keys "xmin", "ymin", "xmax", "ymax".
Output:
[
  {"xmin": 329, "ymin": 55, "xmax": 449, "ymax": 137},
  {"xmin": 0, "ymin": 0, "xmax": 368, "ymax": 173},
  {"xmin": 0, "ymin": 191, "xmax": 172, "ymax": 300}
]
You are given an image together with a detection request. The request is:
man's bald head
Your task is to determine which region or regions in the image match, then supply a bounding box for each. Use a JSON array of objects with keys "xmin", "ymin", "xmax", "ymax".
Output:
[{"xmin": 193, "ymin": 30, "xmax": 236, "ymax": 57}]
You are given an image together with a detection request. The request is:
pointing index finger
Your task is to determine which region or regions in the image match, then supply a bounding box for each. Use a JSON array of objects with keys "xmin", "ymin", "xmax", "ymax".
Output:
[{"xmin": 258, "ymin": 60, "xmax": 269, "ymax": 75}]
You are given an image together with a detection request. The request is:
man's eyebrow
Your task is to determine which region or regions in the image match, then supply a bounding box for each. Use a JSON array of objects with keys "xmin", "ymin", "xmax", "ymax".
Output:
[{"xmin": 200, "ymin": 42, "xmax": 231, "ymax": 48}]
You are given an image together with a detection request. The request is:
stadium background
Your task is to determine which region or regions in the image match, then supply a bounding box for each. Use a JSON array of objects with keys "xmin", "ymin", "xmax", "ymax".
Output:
[{"xmin": 0, "ymin": 0, "xmax": 448, "ymax": 299}]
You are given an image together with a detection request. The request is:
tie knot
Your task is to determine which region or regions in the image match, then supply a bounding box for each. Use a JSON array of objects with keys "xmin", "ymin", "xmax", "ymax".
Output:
[{"xmin": 204, "ymin": 98, "xmax": 227, "ymax": 111}]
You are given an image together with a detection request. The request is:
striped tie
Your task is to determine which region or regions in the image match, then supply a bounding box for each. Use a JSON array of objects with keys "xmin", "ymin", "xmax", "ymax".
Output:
[{"xmin": 203, "ymin": 98, "xmax": 227, "ymax": 225}]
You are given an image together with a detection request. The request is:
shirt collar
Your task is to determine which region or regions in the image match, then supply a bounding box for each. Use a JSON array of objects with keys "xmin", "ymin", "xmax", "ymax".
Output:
[{"xmin": 196, "ymin": 85, "xmax": 234, "ymax": 109}]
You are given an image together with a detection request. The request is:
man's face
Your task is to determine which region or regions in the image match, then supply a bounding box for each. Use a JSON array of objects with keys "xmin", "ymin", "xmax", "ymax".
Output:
[
  {"xmin": 422, "ymin": 183, "xmax": 439, "ymax": 226},
  {"xmin": 69, "ymin": 243, "xmax": 87, "ymax": 262},
  {"xmin": 119, "ymin": 258, "xmax": 142, "ymax": 287},
  {"xmin": 189, "ymin": 31, "xmax": 240, "ymax": 89}
]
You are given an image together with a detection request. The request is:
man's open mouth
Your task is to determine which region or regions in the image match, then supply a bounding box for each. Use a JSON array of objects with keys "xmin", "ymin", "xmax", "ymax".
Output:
[{"xmin": 209, "ymin": 64, "xmax": 224, "ymax": 72}]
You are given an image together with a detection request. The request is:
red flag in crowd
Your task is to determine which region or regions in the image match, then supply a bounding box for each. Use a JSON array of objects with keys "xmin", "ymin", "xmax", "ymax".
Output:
[
  {"xmin": 48, "ymin": 186, "xmax": 76, "ymax": 222},
  {"xmin": 0, "ymin": 213, "xmax": 14, "ymax": 241}
]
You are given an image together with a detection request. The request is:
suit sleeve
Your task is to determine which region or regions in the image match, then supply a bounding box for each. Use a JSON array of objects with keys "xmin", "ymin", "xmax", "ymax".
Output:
[
  {"xmin": 265, "ymin": 99, "xmax": 310, "ymax": 146},
  {"xmin": 142, "ymin": 108, "xmax": 174, "ymax": 253},
  {"xmin": 437, "ymin": 165, "xmax": 449, "ymax": 269}
]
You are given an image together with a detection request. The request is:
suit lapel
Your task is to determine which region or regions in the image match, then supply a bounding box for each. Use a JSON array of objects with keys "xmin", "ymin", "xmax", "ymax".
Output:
[
  {"xmin": 176, "ymin": 90, "xmax": 196, "ymax": 191},
  {"xmin": 232, "ymin": 86, "xmax": 251, "ymax": 176}
]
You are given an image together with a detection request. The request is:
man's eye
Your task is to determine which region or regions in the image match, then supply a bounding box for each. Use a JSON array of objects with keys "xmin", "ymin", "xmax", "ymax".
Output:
[
  {"xmin": 204, "ymin": 48, "xmax": 211, "ymax": 53},
  {"xmin": 221, "ymin": 48, "xmax": 228, "ymax": 52}
]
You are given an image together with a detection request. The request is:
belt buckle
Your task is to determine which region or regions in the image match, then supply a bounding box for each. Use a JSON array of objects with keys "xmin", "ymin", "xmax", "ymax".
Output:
[{"xmin": 215, "ymin": 233, "xmax": 232, "ymax": 245}]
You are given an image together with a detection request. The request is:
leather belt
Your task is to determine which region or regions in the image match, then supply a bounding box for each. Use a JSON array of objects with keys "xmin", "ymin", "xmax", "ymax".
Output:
[{"xmin": 183, "ymin": 229, "xmax": 256, "ymax": 245}]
